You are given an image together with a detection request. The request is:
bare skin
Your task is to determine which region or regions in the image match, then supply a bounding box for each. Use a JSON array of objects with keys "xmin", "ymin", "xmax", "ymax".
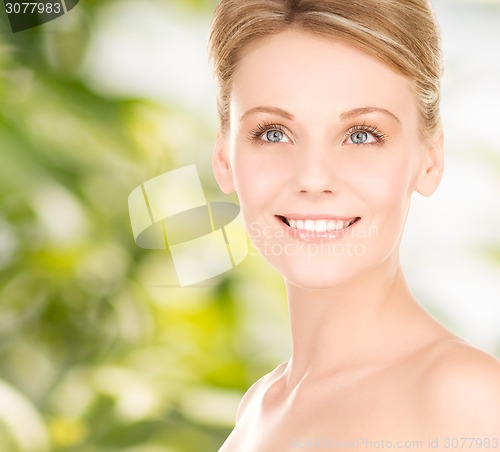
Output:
[
  {"xmin": 220, "ymin": 272, "xmax": 500, "ymax": 451},
  {"xmin": 213, "ymin": 30, "xmax": 500, "ymax": 451}
]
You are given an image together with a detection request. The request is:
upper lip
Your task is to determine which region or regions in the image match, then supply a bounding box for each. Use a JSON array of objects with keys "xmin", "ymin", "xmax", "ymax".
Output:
[{"xmin": 277, "ymin": 214, "xmax": 360, "ymax": 221}]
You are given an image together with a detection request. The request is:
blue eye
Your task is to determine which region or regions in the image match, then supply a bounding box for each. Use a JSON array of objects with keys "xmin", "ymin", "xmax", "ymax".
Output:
[
  {"xmin": 249, "ymin": 122, "xmax": 291, "ymax": 145},
  {"xmin": 350, "ymin": 131, "xmax": 369, "ymax": 144},
  {"xmin": 265, "ymin": 130, "xmax": 285, "ymax": 143},
  {"xmin": 346, "ymin": 125, "xmax": 386, "ymax": 146}
]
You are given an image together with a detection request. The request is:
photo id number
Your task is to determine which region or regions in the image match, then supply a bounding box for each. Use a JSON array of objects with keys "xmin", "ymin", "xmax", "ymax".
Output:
[
  {"xmin": 443, "ymin": 437, "xmax": 499, "ymax": 449},
  {"xmin": 5, "ymin": 2, "xmax": 62, "ymax": 14}
]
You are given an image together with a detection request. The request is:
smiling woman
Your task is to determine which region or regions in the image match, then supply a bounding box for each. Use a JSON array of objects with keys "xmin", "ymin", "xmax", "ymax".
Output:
[{"xmin": 208, "ymin": 0, "xmax": 500, "ymax": 450}]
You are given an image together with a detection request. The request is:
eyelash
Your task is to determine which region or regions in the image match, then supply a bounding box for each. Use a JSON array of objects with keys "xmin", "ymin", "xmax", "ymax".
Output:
[
  {"xmin": 346, "ymin": 124, "xmax": 387, "ymax": 146},
  {"xmin": 248, "ymin": 121, "xmax": 287, "ymax": 145},
  {"xmin": 248, "ymin": 121, "xmax": 387, "ymax": 146}
]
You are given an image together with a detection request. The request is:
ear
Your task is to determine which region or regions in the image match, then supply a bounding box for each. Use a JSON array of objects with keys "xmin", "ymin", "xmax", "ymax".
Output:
[
  {"xmin": 212, "ymin": 130, "xmax": 235, "ymax": 194},
  {"xmin": 415, "ymin": 129, "xmax": 444, "ymax": 197}
]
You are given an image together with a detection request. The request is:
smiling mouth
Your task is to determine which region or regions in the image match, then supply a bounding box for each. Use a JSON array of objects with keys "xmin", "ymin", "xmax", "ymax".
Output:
[{"xmin": 277, "ymin": 216, "xmax": 360, "ymax": 232}]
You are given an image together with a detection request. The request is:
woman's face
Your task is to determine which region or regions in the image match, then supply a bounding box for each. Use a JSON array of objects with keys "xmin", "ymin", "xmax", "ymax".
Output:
[{"xmin": 214, "ymin": 30, "xmax": 442, "ymax": 289}]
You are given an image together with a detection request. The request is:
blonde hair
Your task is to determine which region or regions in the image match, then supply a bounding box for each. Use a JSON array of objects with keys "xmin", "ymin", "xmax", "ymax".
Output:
[{"xmin": 208, "ymin": 0, "xmax": 442, "ymax": 142}]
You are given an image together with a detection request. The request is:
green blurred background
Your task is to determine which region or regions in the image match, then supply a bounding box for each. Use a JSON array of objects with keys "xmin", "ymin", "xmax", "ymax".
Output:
[{"xmin": 0, "ymin": 0, "xmax": 499, "ymax": 451}]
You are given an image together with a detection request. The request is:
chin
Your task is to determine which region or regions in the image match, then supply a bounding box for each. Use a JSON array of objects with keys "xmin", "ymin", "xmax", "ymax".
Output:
[
  {"xmin": 262, "ymin": 251, "xmax": 366, "ymax": 290},
  {"xmin": 286, "ymin": 268, "xmax": 360, "ymax": 290}
]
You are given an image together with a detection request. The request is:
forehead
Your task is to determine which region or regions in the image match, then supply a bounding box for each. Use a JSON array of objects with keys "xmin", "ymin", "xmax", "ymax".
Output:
[{"xmin": 231, "ymin": 29, "xmax": 418, "ymax": 126}]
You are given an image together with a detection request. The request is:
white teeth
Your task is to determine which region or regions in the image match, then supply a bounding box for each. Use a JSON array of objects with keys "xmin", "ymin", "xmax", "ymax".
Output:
[
  {"xmin": 315, "ymin": 220, "xmax": 327, "ymax": 232},
  {"xmin": 304, "ymin": 220, "xmax": 315, "ymax": 232},
  {"xmin": 285, "ymin": 218, "xmax": 357, "ymax": 231}
]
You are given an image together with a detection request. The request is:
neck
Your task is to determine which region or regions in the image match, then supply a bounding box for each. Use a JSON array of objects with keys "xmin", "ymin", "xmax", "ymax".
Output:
[{"xmin": 283, "ymin": 258, "xmax": 429, "ymax": 387}]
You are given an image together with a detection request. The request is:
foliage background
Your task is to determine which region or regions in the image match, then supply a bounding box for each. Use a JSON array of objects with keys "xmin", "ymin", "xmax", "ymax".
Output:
[{"xmin": 0, "ymin": 0, "xmax": 499, "ymax": 451}]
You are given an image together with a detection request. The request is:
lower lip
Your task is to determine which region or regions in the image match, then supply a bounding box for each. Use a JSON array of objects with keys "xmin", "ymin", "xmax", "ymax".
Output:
[{"xmin": 277, "ymin": 217, "xmax": 360, "ymax": 243}]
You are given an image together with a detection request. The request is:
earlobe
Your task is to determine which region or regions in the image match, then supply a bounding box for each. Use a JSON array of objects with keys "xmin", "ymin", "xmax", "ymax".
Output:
[
  {"xmin": 415, "ymin": 130, "xmax": 444, "ymax": 197},
  {"xmin": 212, "ymin": 131, "xmax": 235, "ymax": 194}
]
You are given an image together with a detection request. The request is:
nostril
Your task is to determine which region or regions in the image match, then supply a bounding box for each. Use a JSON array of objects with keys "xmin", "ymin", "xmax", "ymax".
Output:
[{"xmin": 299, "ymin": 189, "xmax": 334, "ymax": 194}]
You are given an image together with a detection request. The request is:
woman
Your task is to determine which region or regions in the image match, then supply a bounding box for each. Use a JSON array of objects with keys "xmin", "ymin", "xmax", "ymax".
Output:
[{"xmin": 208, "ymin": 0, "xmax": 500, "ymax": 449}]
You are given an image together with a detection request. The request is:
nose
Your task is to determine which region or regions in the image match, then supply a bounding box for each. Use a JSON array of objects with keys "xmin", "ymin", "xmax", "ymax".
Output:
[{"xmin": 291, "ymin": 143, "xmax": 339, "ymax": 195}]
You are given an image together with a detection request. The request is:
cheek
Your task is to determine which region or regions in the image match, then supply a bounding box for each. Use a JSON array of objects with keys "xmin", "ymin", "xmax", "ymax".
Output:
[
  {"xmin": 352, "ymin": 153, "xmax": 416, "ymax": 247},
  {"xmin": 230, "ymin": 150, "xmax": 292, "ymax": 248},
  {"xmin": 231, "ymin": 148, "xmax": 288, "ymax": 208},
  {"xmin": 369, "ymin": 170, "xmax": 410, "ymax": 209},
  {"xmin": 329, "ymin": 153, "xmax": 410, "ymax": 252}
]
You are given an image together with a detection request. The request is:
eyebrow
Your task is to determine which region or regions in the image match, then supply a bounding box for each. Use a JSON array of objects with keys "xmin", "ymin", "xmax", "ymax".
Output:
[
  {"xmin": 340, "ymin": 107, "xmax": 401, "ymax": 124},
  {"xmin": 241, "ymin": 106, "xmax": 295, "ymax": 121}
]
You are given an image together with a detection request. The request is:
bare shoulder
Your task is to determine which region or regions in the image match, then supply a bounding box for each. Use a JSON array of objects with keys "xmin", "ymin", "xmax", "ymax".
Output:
[
  {"xmin": 416, "ymin": 339, "xmax": 500, "ymax": 434},
  {"xmin": 234, "ymin": 361, "xmax": 287, "ymax": 423}
]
